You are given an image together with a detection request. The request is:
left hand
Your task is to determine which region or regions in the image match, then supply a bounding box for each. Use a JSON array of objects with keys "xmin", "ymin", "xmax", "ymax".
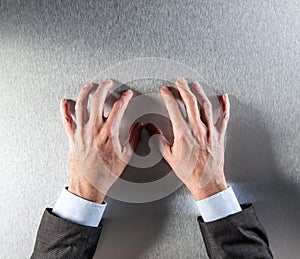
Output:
[{"xmin": 60, "ymin": 79, "xmax": 143, "ymax": 203}]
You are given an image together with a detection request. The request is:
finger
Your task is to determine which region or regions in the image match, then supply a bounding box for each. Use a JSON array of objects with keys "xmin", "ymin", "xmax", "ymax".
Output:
[
  {"xmin": 106, "ymin": 89, "xmax": 133, "ymax": 130},
  {"xmin": 60, "ymin": 98, "xmax": 76, "ymax": 142},
  {"xmin": 175, "ymin": 78, "xmax": 206, "ymax": 132},
  {"xmin": 89, "ymin": 78, "xmax": 114, "ymax": 129},
  {"xmin": 75, "ymin": 82, "xmax": 97, "ymax": 129},
  {"xmin": 104, "ymin": 89, "xmax": 134, "ymax": 151},
  {"xmin": 160, "ymin": 86, "xmax": 187, "ymax": 137},
  {"xmin": 145, "ymin": 122, "xmax": 172, "ymax": 159},
  {"xmin": 215, "ymin": 94, "xmax": 230, "ymax": 134},
  {"xmin": 122, "ymin": 122, "xmax": 144, "ymax": 155},
  {"xmin": 190, "ymin": 81, "xmax": 213, "ymax": 130}
]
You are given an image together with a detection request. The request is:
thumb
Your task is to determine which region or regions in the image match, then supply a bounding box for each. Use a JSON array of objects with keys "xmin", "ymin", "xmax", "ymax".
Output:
[
  {"xmin": 123, "ymin": 122, "xmax": 144, "ymax": 155},
  {"xmin": 145, "ymin": 122, "xmax": 171, "ymax": 159},
  {"xmin": 60, "ymin": 98, "xmax": 76, "ymax": 142},
  {"xmin": 215, "ymin": 93, "xmax": 230, "ymax": 134}
]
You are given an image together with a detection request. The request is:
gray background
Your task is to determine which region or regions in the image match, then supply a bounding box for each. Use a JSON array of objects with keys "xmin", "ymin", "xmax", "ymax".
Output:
[{"xmin": 0, "ymin": 0, "xmax": 299, "ymax": 258}]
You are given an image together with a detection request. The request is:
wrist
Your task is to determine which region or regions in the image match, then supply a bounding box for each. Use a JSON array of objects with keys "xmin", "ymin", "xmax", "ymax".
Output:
[
  {"xmin": 69, "ymin": 178, "xmax": 106, "ymax": 204},
  {"xmin": 189, "ymin": 171, "xmax": 228, "ymax": 201},
  {"xmin": 69, "ymin": 151, "xmax": 106, "ymax": 204}
]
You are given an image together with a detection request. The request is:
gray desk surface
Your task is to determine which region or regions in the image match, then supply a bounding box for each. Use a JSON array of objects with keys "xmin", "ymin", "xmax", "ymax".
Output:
[{"xmin": 0, "ymin": 0, "xmax": 299, "ymax": 258}]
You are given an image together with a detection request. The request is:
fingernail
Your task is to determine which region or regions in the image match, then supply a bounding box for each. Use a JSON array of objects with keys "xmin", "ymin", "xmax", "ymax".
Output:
[
  {"xmin": 161, "ymin": 86, "xmax": 169, "ymax": 91},
  {"xmin": 177, "ymin": 77, "xmax": 186, "ymax": 84},
  {"xmin": 121, "ymin": 89, "xmax": 133, "ymax": 96},
  {"xmin": 125, "ymin": 89, "xmax": 133, "ymax": 95},
  {"xmin": 104, "ymin": 78, "xmax": 112, "ymax": 84},
  {"xmin": 191, "ymin": 81, "xmax": 199, "ymax": 88}
]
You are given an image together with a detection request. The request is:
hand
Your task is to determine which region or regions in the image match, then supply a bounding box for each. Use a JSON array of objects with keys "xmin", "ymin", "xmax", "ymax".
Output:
[
  {"xmin": 146, "ymin": 78, "xmax": 230, "ymax": 200},
  {"xmin": 60, "ymin": 79, "xmax": 143, "ymax": 203}
]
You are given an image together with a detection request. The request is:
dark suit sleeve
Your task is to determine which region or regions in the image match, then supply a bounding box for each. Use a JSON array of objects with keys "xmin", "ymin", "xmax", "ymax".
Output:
[
  {"xmin": 31, "ymin": 208, "xmax": 102, "ymax": 259},
  {"xmin": 198, "ymin": 204, "xmax": 273, "ymax": 259}
]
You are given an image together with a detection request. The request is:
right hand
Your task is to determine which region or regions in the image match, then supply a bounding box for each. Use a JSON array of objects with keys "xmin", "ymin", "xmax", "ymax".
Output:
[{"xmin": 146, "ymin": 78, "xmax": 230, "ymax": 200}]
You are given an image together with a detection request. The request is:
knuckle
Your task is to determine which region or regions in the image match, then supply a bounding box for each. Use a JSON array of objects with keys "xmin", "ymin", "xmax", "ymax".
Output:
[
  {"xmin": 190, "ymin": 94, "xmax": 197, "ymax": 105},
  {"xmin": 223, "ymin": 112, "xmax": 230, "ymax": 121},
  {"xmin": 91, "ymin": 94, "xmax": 99, "ymax": 102},
  {"xmin": 105, "ymin": 123, "xmax": 115, "ymax": 134},
  {"xmin": 114, "ymin": 99, "xmax": 123, "ymax": 109},
  {"xmin": 179, "ymin": 85, "xmax": 188, "ymax": 94},
  {"xmin": 102, "ymin": 123, "xmax": 111, "ymax": 132},
  {"xmin": 175, "ymin": 133, "xmax": 183, "ymax": 141},
  {"xmin": 83, "ymin": 82, "xmax": 92, "ymax": 89},
  {"xmin": 175, "ymin": 127, "xmax": 187, "ymax": 140},
  {"xmin": 76, "ymin": 99, "xmax": 83, "ymax": 108},
  {"xmin": 100, "ymin": 130, "xmax": 109, "ymax": 140},
  {"xmin": 196, "ymin": 126, "xmax": 206, "ymax": 137},
  {"xmin": 203, "ymin": 101, "xmax": 212, "ymax": 110},
  {"xmin": 107, "ymin": 124, "xmax": 113, "ymax": 132},
  {"xmin": 195, "ymin": 126, "xmax": 202, "ymax": 136},
  {"xmin": 123, "ymin": 147, "xmax": 132, "ymax": 158}
]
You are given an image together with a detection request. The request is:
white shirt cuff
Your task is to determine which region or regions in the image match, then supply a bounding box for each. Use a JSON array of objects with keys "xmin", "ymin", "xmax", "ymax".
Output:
[
  {"xmin": 52, "ymin": 187, "xmax": 107, "ymax": 227},
  {"xmin": 195, "ymin": 186, "xmax": 242, "ymax": 222}
]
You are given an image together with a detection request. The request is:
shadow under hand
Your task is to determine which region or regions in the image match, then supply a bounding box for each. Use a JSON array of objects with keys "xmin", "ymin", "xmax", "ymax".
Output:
[
  {"xmin": 93, "ymin": 87, "xmax": 176, "ymax": 259},
  {"xmin": 225, "ymin": 96, "xmax": 300, "ymax": 258},
  {"xmin": 93, "ymin": 129, "xmax": 174, "ymax": 259}
]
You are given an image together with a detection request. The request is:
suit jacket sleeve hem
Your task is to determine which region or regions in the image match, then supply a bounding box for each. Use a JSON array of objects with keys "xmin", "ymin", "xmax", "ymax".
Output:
[
  {"xmin": 197, "ymin": 203, "xmax": 273, "ymax": 259},
  {"xmin": 31, "ymin": 208, "xmax": 102, "ymax": 259}
]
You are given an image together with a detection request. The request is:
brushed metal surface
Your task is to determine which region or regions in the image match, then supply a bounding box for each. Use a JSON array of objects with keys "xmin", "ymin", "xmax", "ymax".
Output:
[{"xmin": 0, "ymin": 0, "xmax": 299, "ymax": 258}]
